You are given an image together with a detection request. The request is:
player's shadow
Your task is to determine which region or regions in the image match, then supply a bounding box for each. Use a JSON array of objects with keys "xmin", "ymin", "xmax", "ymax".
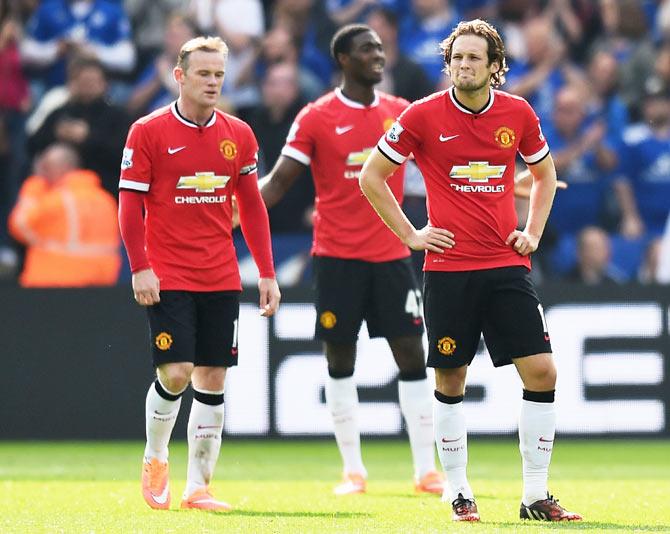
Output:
[
  {"xmin": 228, "ymin": 510, "xmax": 371, "ymax": 518},
  {"xmin": 487, "ymin": 521, "xmax": 670, "ymax": 531}
]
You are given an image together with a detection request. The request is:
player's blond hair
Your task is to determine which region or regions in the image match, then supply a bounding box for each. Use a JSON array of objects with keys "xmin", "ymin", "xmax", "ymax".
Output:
[
  {"xmin": 177, "ymin": 36, "xmax": 229, "ymax": 72},
  {"xmin": 440, "ymin": 19, "xmax": 508, "ymax": 88}
]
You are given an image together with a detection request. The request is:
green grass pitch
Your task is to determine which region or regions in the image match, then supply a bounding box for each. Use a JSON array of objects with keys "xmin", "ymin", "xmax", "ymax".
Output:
[{"xmin": 1, "ymin": 439, "xmax": 668, "ymax": 533}]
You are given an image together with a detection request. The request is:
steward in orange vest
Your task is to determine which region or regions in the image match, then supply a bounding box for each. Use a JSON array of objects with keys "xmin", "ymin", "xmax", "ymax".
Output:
[{"xmin": 8, "ymin": 143, "xmax": 121, "ymax": 287}]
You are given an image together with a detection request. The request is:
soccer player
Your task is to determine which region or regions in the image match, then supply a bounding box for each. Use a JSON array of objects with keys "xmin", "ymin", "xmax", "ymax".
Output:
[
  {"xmin": 118, "ymin": 36, "xmax": 280, "ymax": 512},
  {"xmin": 360, "ymin": 19, "xmax": 582, "ymax": 522},
  {"xmin": 259, "ymin": 24, "xmax": 444, "ymax": 496}
]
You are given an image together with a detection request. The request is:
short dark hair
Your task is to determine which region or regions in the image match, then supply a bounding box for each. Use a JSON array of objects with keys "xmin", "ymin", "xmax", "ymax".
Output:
[
  {"xmin": 67, "ymin": 54, "xmax": 106, "ymax": 81},
  {"xmin": 330, "ymin": 23, "xmax": 373, "ymax": 68},
  {"xmin": 440, "ymin": 19, "xmax": 508, "ymax": 88}
]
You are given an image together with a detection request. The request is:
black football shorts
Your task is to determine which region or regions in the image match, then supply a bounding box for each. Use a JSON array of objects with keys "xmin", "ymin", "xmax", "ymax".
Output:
[
  {"xmin": 424, "ymin": 266, "xmax": 552, "ymax": 369},
  {"xmin": 147, "ymin": 290, "xmax": 240, "ymax": 367},
  {"xmin": 313, "ymin": 255, "xmax": 424, "ymax": 343}
]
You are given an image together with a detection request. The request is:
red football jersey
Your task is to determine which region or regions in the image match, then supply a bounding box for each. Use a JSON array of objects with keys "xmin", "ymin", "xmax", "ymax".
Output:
[
  {"xmin": 119, "ymin": 103, "xmax": 259, "ymax": 291},
  {"xmin": 378, "ymin": 88, "xmax": 549, "ymax": 272},
  {"xmin": 282, "ymin": 88, "xmax": 410, "ymax": 262}
]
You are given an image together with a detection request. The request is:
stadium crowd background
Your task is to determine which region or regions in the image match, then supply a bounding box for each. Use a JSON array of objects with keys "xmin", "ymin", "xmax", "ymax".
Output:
[{"xmin": 1, "ymin": 0, "xmax": 670, "ymax": 287}]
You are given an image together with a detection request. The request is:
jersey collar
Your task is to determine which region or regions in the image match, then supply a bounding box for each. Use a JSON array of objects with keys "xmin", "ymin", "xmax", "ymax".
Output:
[
  {"xmin": 448, "ymin": 86, "xmax": 495, "ymax": 115},
  {"xmin": 171, "ymin": 101, "xmax": 217, "ymax": 128},
  {"xmin": 335, "ymin": 87, "xmax": 380, "ymax": 109}
]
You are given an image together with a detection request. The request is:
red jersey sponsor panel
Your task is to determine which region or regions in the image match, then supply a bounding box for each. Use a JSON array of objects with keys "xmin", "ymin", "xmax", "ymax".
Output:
[
  {"xmin": 119, "ymin": 103, "xmax": 258, "ymax": 291},
  {"xmin": 378, "ymin": 88, "xmax": 549, "ymax": 272},
  {"xmin": 282, "ymin": 89, "xmax": 410, "ymax": 262}
]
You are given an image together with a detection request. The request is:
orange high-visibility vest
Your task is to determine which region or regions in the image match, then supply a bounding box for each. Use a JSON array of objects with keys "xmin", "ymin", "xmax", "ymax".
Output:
[{"xmin": 8, "ymin": 170, "xmax": 121, "ymax": 287}]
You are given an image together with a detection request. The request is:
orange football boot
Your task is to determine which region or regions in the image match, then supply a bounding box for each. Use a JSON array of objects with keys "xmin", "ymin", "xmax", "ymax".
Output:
[
  {"xmin": 141, "ymin": 457, "xmax": 170, "ymax": 510},
  {"xmin": 333, "ymin": 473, "xmax": 367, "ymax": 495},
  {"xmin": 181, "ymin": 487, "xmax": 232, "ymax": 512}
]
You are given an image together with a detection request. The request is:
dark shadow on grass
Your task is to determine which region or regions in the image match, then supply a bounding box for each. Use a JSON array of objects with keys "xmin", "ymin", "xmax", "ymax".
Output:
[
  {"xmin": 228, "ymin": 510, "xmax": 371, "ymax": 518},
  {"xmin": 485, "ymin": 521, "xmax": 670, "ymax": 531}
]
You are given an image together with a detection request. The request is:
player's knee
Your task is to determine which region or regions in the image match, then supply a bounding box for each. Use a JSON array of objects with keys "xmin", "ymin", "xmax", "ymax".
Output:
[
  {"xmin": 157, "ymin": 363, "xmax": 193, "ymax": 393},
  {"xmin": 434, "ymin": 367, "xmax": 467, "ymax": 396},
  {"xmin": 524, "ymin": 358, "xmax": 557, "ymax": 390},
  {"xmin": 389, "ymin": 335, "xmax": 426, "ymax": 375},
  {"xmin": 325, "ymin": 341, "xmax": 356, "ymax": 377}
]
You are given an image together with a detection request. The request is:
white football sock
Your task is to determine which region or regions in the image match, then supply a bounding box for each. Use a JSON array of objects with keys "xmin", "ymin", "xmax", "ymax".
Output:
[
  {"xmin": 144, "ymin": 380, "xmax": 183, "ymax": 463},
  {"xmin": 433, "ymin": 397, "xmax": 473, "ymax": 502},
  {"xmin": 398, "ymin": 378, "xmax": 436, "ymax": 479},
  {"xmin": 185, "ymin": 391, "xmax": 225, "ymax": 497},
  {"xmin": 519, "ymin": 399, "xmax": 555, "ymax": 506},
  {"xmin": 325, "ymin": 376, "xmax": 367, "ymax": 477}
]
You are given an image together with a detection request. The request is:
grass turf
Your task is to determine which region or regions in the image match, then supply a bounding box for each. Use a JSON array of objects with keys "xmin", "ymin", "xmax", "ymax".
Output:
[{"xmin": 0, "ymin": 439, "xmax": 668, "ymax": 533}]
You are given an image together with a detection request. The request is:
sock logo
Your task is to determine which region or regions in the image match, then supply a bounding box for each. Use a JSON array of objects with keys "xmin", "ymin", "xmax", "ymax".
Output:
[
  {"xmin": 441, "ymin": 435, "xmax": 464, "ymax": 443},
  {"xmin": 538, "ymin": 436, "xmax": 554, "ymax": 443}
]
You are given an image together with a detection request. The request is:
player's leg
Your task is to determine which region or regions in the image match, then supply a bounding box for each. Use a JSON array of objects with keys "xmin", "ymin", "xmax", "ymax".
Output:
[
  {"xmin": 181, "ymin": 291, "xmax": 239, "ymax": 512},
  {"xmin": 324, "ymin": 340, "xmax": 367, "ymax": 494},
  {"xmin": 424, "ymin": 270, "xmax": 482, "ymax": 521},
  {"xmin": 369, "ymin": 258, "xmax": 441, "ymax": 491},
  {"xmin": 389, "ymin": 336, "xmax": 442, "ymax": 493},
  {"xmin": 143, "ymin": 291, "xmax": 198, "ymax": 509},
  {"xmin": 483, "ymin": 266, "xmax": 580, "ymax": 521},
  {"xmin": 313, "ymin": 256, "xmax": 369, "ymax": 494}
]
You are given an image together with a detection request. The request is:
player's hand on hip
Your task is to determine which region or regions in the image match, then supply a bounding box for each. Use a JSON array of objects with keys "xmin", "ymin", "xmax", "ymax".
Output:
[
  {"xmin": 132, "ymin": 268, "xmax": 161, "ymax": 306},
  {"xmin": 505, "ymin": 230, "xmax": 539, "ymax": 256},
  {"xmin": 258, "ymin": 277, "xmax": 281, "ymax": 317},
  {"xmin": 405, "ymin": 225, "xmax": 455, "ymax": 253}
]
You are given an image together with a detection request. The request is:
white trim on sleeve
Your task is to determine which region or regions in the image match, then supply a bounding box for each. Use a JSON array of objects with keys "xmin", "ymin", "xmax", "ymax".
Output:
[
  {"xmin": 377, "ymin": 137, "xmax": 407, "ymax": 165},
  {"xmin": 521, "ymin": 144, "xmax": 550, "ymax": 165},
  {"xmin": 119, "ymin": 179, "xmax": 150, "ymax": 192},
  {"xmin": 281, "ymin": 145, "xmax": 311, "ymax": 166}
]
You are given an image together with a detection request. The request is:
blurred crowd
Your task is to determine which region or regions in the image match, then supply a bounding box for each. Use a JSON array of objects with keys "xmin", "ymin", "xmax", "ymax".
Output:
[{"xmin": 1, "ymin": 0, "xmax": 670, "ymax": 287}]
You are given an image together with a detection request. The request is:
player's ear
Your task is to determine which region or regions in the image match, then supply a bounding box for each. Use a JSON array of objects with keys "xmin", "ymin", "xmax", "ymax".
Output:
[
  {"xmin": 173, "ymin": 66, "xmax": 184, "ymax": 84},
  {"xmin": 490, "ymin": 60, "xmax": 500, "ymax": 74}
]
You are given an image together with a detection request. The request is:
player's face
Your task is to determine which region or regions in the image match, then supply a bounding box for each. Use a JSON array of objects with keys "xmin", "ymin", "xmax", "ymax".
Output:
[
  {"xmin": 448, "ymin": 34, "xmax": 499, "ymax": 93},
  {"xmin": 175, "ymin": 50, "xmax": 226, "ymax": 109},
  {"xmin": 343, "ymin": 30, "xmax": 385, "ymax": 85}
]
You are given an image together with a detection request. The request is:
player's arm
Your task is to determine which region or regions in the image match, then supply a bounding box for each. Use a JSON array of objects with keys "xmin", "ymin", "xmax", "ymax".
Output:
[
  {"xmin": 514, "ymin": 168, "xmax": 567, "ymax": 199},
  {"xmin": 506, "ymin": 154, "xmax": 557, "ymax": 256},
  {"xmin": 258, "ymin": 155, "xmax": 306, "ymax": 209},
  {"xmin": 118, "ymin": 189, "xmax": 160, "ymax": 306},
  {"xmin": 235, "ymin": 173, "xmax": 281, "ymax": 317},
  {"xmin": 359, "ymin": 149, "xmax": 454, "ymax": 253}
]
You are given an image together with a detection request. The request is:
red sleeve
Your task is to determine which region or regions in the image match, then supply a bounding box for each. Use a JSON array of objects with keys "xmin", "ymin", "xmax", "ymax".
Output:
[
  {"xmin": 376, "ymin": 103, "xmax": 422, "ymax": 165},
  {"xmin": 280, "ymin": 103, "xmax": 315, "ymax": 166},
  {"xmin": 118, "ymin": 190, "xmax": 150, "ymax": 273},
  {"xmin": 518, "ymin": 99, "xmax": 550, "ymax": 165},
  {"xmin": 235, "ymin": 173, "xmax": 275, "ymax": 279}
]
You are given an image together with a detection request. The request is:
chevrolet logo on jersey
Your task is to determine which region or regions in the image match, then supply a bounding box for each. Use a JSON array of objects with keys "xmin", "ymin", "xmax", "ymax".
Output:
[
  {"xmin": 449, "ymin": 162, "xmax": 506, "ymax": 193},
  {"xmin": 344, "ymin": 148, "xmax": 373, "ymax": 179},
  {"xmin": 450, "ymin": 162, "xmax": 506, "ymax": 182},
  {"xmin": 346, "ymin": 148, "xmax": 373, "ymax": 166},
  {"xmin": 177, "ymin": 172, "xmax": 231, "ymax": 193}
]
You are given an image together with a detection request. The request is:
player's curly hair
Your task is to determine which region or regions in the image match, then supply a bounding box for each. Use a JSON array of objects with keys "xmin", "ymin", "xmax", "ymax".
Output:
[
  {"xmin": 177, "ymin": 36, "xmax": 229, "ymax": 72},
  {"xmin": 330, "ymin": 23, "xmax": 373, "ymax": 69},
  {"xmin": 440, "ymin": 19, "xmax": 508, "ymax": 88}
]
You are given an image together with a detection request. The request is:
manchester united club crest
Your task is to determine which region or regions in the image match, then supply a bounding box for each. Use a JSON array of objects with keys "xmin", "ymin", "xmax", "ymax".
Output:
[
  {"xmin": 320, "ymin": 311, "xmax": 337, "ymax": 329},
  {"xmin": 494, "ymin": 126, "xmax": 516, "ymax": 148},
  {"xmin": 437, "ymin": 336, "xmax": 456, "ymax": 356},
  {"xmin": 219, "ymin": 139, "xmax": 237, "ymax": 160},
  {"xmin": 155, "ymin": 332, "xmax": 173, "ymax": 351}
]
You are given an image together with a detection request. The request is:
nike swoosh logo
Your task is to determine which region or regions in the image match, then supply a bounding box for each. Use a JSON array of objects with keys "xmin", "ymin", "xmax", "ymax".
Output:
[
  {"xmin": 441, "ymin": 435, "xmax": 464, "ymax": 443},
  {"xmin": 152, "ymin": 483, "xmax": 169, "ymax": 504},
  {"xmin": 197, "ymin": 425, "xmax": 221, "ymax": 430},
  {"xmin": 167, "ymin": 146, "xmax": 186, "ymax": 154},
  {"xmin": 335, "ymin": 125, "xmax": 354, "ymax": 135},
  {"xmin": 439, "ymin": 134, "xmax": 459, "ymax": 142},
  {"xmin": 539, "ymin": 436, "xmax": 554, "ymax": 443}
]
